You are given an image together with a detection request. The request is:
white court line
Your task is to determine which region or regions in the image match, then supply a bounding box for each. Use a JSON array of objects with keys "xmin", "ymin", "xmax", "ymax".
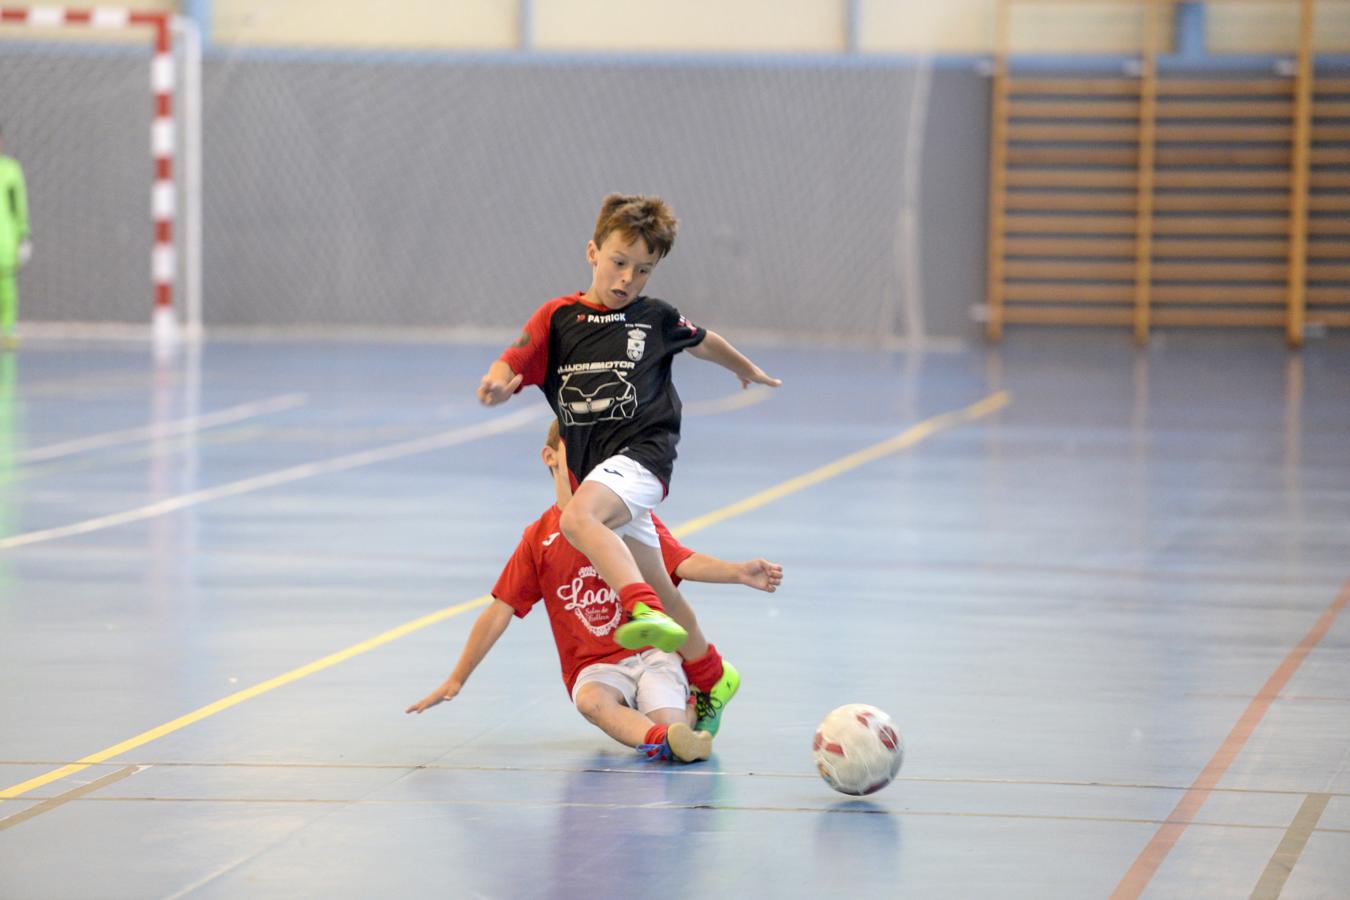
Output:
[
  {"xmin": 0, "ymin": 405, "xmax": 551, "ymax": 552},
  {"xmin": 15, "ymin": 393, "xmax": 309, "ymax": 464}
]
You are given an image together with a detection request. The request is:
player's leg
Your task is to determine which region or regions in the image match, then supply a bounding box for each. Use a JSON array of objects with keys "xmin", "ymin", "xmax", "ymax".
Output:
[
  {"xmin": 0, "ymin": 266, "xmax": 16, "ymax": 345},
  {"xmin": 604, "ymin": 513, "xmax": 687, "ymax": 653},
  {"xmin": 573, "ymin": 660, "xmax": 707, "ymax": 763},
  {"xmin": 646, "ymin": 706, "xmax": 693, "ymax": 727},
  {"xmin": 624, "ymin": 538, "xmax": 708, "ymax": 660},
  {"xmin": 573, "ymin": 681, "xmax": 653, "ymax": 746},
  {"xmin": 643, "ymin": 714, "xmax": 710, "ymax": 762},
  {"xmin": 625, "ymin": 536, "xmax": 740, "ymax": 736},
  {"xmin": 633, "ymin": 650, "xmax": 711, "ymax": 762},
  {"xmin": 559, "ymin": 479, "xmax": 643, "ymax": 588},
  {"xmin": 560, "ymin": 456, "xmax": 686, "ymax": 652}
]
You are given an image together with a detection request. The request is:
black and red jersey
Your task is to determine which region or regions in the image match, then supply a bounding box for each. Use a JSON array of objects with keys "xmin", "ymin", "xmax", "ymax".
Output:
[{"xmin": 500, "ymin": 291, "xmax": 706, "ymax": 488}]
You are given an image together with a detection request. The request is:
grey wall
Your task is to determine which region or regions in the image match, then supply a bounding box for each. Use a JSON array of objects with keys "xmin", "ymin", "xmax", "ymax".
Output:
[
  {"xmin": 6, "ymin": 48, "xmax": 989, "ymax": 341},
  {"xmin": 916, "ymin": 66, "xmax": 990, "ymax": 341}
]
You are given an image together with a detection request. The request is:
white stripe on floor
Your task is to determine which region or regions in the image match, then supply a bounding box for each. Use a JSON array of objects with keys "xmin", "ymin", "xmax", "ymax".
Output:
[
  {"xmin": 0, "ymin": 405, "xmax": 551, "ymax": 551},
  {"xmin": 16, "ymin": 393, "xmax": 309, "ymax": 464}
]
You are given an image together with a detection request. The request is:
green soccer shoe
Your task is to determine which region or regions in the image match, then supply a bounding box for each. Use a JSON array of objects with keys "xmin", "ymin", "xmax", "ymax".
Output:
[
  {"xmin": 694, "ymin": 660, "xmax": 740, "ymax": 737},
  {"xmin": 614, "ymin": 601, "xmax": 688, "ymax": 653}
]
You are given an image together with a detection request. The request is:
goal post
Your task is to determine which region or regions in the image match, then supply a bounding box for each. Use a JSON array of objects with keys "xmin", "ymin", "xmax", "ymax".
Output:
[{"xmin": 0, "ymin": 5, "xmax": 200, "ymax": 344}]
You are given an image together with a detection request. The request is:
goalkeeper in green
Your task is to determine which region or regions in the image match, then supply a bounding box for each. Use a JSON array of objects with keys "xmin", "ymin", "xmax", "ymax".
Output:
[{"xmin": 0, "ymin": 124, "xmax": 31, "ymax": 348}]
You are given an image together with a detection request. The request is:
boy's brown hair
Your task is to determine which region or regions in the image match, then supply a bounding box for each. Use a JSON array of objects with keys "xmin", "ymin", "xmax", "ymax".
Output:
[
  {"xmin": 546, "ymin": 418, "xmax": 561, "ymax": 450},
  {"xmin": 592, "ymin": 193, "xmax": 678, "ymax": 259}
]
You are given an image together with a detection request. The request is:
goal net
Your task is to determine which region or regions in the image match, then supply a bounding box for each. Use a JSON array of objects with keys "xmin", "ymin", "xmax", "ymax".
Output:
[
  {"xmin": 0, "ymin": 6, "xmax": 198, "ymax": 341},
  {"xmin": 196, "ymin": 50, "xmax": 934, "ymax": 343},
  {"xmin": 5, "ymin": 10, "xmax": 942, "ymax": 344}
]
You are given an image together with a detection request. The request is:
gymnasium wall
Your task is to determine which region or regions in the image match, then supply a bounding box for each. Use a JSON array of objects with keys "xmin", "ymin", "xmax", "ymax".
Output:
[
  {"xmin": 5, "ymin": 2, "xmax": 1348, "ymax": 340},
  {"xmin": 1, "ymin": 1, "xmax": 1339, "ymax": 55},
  {"xmin": 205, "ymin": 1, "xmax": 1350, "ymax": 55}
]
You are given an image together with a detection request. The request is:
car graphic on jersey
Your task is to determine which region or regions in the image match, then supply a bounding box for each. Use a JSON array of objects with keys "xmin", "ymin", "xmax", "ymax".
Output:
[{"xmin": 557, "ymin": 370, "xmax": 638, "ymax": 426}]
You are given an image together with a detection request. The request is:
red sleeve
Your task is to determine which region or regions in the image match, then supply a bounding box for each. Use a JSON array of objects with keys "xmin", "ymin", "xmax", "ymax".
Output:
[
  {"xmin": 491, "ymin": 532, "xmax": 544, "ymax": 618},
  {"xmin": 655, "ymin": 514, "xmax": 696, "ymax": 586},
  {"xmin": 499, "ymin": 297, "xmax": 568, "ymax": 389}
]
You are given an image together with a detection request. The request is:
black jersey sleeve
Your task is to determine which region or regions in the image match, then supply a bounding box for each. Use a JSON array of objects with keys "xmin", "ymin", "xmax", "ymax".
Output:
[{"xmin": 656, "ymin": 300, "xmax": 707, "ymax": 353}]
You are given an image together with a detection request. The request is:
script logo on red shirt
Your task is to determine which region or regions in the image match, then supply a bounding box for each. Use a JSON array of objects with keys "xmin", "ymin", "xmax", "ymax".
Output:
[{"xmin": 556, "ymin": 565, "xmax": 622, "ymax": 637}]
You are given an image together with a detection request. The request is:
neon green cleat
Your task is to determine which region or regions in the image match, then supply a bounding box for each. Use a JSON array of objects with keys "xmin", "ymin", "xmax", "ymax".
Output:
[
  {"xmin": 694, "ymin": 660, "xmax": 740, "ymax": 736},
  {"xmin": 614, "ymin": 601, "xmax": 688, "ymax": 653}
]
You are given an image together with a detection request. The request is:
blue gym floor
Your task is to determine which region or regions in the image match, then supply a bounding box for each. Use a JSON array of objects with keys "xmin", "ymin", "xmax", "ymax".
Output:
[{"xmin": 1, "ymin": 332, "xmax": 1347, "ymax": 899}]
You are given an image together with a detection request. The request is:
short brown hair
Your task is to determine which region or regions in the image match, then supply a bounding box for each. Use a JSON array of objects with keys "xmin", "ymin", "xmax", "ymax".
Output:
[
  {"xmin": 546, "ymin": 418, "xmax": 561, "ymax": 450},
  {"xmin": 592, "ymin": 193, "xmax": 678, "ymax": 259}
]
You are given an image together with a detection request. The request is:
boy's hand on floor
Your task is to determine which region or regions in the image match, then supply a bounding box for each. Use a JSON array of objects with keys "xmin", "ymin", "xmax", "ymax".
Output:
[{"xmin": 406, "ymin": 679, "xmax": 463, "ymax": 714}]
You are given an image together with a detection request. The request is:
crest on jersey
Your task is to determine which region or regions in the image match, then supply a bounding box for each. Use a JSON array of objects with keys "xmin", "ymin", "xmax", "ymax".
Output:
[{"xmin": 626, "ymin": 327, "xmax": 647, "ymax": 362}]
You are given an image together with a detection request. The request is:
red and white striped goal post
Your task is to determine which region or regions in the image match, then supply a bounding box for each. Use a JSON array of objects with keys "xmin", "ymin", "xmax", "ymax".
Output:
[{"xmin": 1, "ymin": 5, "xmax": 179, "ymax": 341}]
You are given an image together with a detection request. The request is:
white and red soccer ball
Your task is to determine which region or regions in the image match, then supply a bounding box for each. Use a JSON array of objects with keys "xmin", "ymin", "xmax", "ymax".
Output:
[{"xmin": 812, "ymin": 703, "xmax": 904, "ymax": 796}]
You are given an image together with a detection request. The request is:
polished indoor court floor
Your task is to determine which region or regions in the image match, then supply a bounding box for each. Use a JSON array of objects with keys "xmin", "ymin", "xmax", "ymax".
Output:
[{"xmin": 0, "ymin": 331, "xmax": 1347, "ymax": 899}]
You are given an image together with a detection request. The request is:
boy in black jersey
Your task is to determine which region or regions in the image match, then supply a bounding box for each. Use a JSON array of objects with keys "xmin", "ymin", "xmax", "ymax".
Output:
[{"xmin": 477, "ymin": 193, "xmax": 779, "ymax": 734}]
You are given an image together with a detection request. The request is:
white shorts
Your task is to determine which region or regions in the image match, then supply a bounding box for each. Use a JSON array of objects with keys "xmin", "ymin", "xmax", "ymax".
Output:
[
  {"xmin": 571, "ymin": 648, "xmax": 689, "ymax": 715},
  {"xmin": 582, "ymin": 454, "xmax": 663, "ymax": 548}
]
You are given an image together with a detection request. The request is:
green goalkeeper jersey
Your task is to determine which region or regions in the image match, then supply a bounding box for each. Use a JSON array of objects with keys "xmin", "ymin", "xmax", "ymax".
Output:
[{"xmin": 0, "ymin": 154, "xmax": 29, "ymax": 264}]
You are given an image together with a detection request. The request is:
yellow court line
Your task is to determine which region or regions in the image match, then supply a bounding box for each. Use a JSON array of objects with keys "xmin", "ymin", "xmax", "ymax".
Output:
[
  {"xmin": 673, "ymin": 390, "xmax": 1011, "ymax": 538},
  {"xmin": 0, "ymin": 390, "xmax": 1010, "ymax": 802},
  {"xmin": 0, "ymin": 597, "xmax": 491, "ymax": 801}
]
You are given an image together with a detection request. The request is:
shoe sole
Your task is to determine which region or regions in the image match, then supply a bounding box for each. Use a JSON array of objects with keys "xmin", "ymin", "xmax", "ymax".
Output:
[
  {"xmin": 666, "ymin": 723, "xmax": 712, "ymax": 762},
  {"xmin": 614, "ymin": 620, "xmax": 688, "ymax": 653}
]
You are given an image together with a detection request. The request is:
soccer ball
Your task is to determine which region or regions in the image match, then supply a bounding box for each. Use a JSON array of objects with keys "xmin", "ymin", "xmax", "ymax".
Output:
[{"xmin": 812, "ymin": 704, "xmax": 904, "ymax": 796}]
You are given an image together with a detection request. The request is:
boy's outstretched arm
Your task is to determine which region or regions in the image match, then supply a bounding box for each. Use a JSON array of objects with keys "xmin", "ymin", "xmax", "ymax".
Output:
[
  {"xmin": 477, "ymin": 360, "xmax": 524, "ymax": 406},
  {"xmin": 674, "ymin": 554, "xmax": 783, "ymax": 593},
  {"xmin": 686, "ymin": 330, "xmax": 781, "ymax": 389},
  {"xmin": 405, "ymin": 599, "xmax": 516, "ymax": 713}
]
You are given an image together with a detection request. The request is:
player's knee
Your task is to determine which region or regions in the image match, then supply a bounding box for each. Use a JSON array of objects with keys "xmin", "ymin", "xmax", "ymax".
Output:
[
  {"xmin": 573, "ymin": 685, "xmax": 607, "ymax": 723},
  {"xmin": 558, "ymin": 503, "xmax": 592, "ymax": 545}
]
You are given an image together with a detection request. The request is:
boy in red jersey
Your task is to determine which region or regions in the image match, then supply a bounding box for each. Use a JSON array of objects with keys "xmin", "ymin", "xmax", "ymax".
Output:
[
  {"xmin": 476, "ymin": 193, "xmax": 780, "ymax": 731},
  {"xmin": 406, "ymin": 422, "xmax": 782, "ymax": 762}
]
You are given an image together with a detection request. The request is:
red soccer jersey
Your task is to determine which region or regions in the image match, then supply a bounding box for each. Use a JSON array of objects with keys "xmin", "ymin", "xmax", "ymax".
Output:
[{"xmin": 492, "ymin": 505, "xmax": 697, "ymax": 695}]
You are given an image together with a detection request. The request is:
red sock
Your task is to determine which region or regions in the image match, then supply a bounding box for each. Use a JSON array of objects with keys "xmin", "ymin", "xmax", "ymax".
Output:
[
  {"xmin": 682, "ymin": 643, "xmax": 724, "ymax": 694},
  {"xmin": 618, "ymin": 582, "xmax": 664, "ymax": 615},
  {"xmin": 643, "ymin": 723, "xmax": 669, "ymax": 746}
]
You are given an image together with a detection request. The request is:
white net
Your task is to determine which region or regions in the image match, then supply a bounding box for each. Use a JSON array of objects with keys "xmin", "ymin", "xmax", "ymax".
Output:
[
  {"xmin": 5, "ymin": 22, "xmax": 939, "ymax": 342},
  {"xmin": 1, "ymin": 29, "xmax": 148, "ymax": 325},
  {"xmin": 201, "ymin": 52, "xmax": 935, "ymax": 342},
  {"xmin": 0, "ymin": 16, "xmax": 197, "ymax": 336}
]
